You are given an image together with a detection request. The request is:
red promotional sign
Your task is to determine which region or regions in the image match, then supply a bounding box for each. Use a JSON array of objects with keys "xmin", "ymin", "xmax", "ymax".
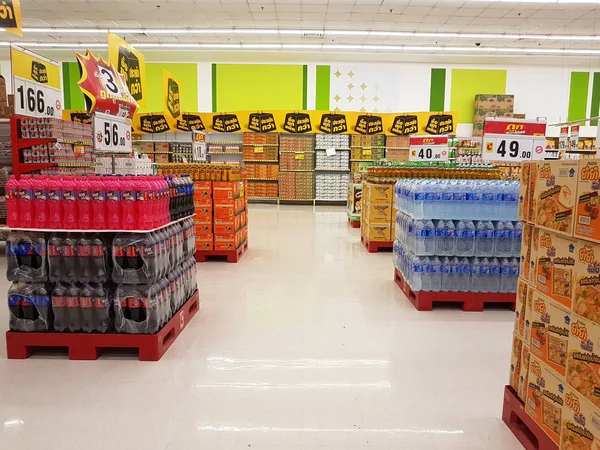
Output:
[
  {"xmin": 75, "ymin": 50, "xmax": 138, "ymax": 119},
  {"xmin": 483, "ymin": 118, "xmax": 546, "ymax": 136},
  {"xmin": 409, "ymin": 136, "xmax": 448, "ymax": 146}
]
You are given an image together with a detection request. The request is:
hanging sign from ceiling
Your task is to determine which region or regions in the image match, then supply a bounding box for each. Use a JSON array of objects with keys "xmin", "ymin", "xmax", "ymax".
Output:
[
  {"xmin": 10, "ymin": 45, "xmax": 62, "ymax": 118},
  {"xmin": 75, "ymin": 50, "xmax": 139, "ymax": 119},
  {"xmin": 107, "ymin": 32, "xmax": 146, "ymax": 107},
  {"xmin": 0, "ymin": 1, "xmax": 22, "ymax": 37}
]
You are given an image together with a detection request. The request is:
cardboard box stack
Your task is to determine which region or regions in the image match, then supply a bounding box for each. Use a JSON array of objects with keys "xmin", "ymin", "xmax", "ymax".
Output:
[
  {"xmin": 0, "ymin": 76, "xmax": 12, "ymax": 118},
  {"xmin": 194, "ymin": 180, "xmax": 248, "ymax": 252},
  {"xmin": 360, "ymin": 182, "xmax": 395, "ymax": 243},
  {"xmin": 509, "ymin": 159, "xmax": 600, "ymax": 448},
  {"xmin": 473, "ymin": 94, "xmax": 515, "ymax": 137}
]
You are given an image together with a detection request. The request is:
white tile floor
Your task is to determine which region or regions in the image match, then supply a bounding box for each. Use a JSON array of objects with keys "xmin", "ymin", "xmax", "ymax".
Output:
[{"xmin": 0, "ymin": 205, "xmax": 523, "ymax": 450}]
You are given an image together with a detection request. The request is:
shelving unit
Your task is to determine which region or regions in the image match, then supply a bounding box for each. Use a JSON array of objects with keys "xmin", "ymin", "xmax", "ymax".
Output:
[
  {"xmin": 244, "ymin": 133, "xmax": 279, "ymax": 201},
  {"xmin": 207, "ymin": 132, "xmax": 244, "ymax": 164},
  {"xmin": 279, "ymin": 135, "xmax": 315, "ymax": 202},
  {"xmin": 315, "ymin": 134, "xmax": 351, "ymax": 202}
]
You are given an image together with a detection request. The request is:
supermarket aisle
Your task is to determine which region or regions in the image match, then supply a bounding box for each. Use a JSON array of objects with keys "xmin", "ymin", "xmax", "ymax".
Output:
[{"xmin": 0, "ymin": 205, "xmax": 521, "ymax": 450}]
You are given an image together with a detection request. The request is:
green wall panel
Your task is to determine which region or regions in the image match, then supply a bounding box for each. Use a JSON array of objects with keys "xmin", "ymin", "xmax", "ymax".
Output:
[
  {"xmin": 62, "ymin": 62, "xmax": 85, "ymax": 110},
  {"xmin": 140, "ymin": 63, "xmax": 198, "ymax": 113},
  {"xmin": 450, "ymin": 69, "xmax": 506, "ymax": 122},
  {"xmin": 429, "ymin": 68, "xmax": 446, "ymax": 112},
  {"xmin": 590, "ymin": 72, "xmax": 600, "ymax": 126},
  {"xmin": 315, "ymin": 65, "xmax": 330, "ymax": 110},
  {"xmin": 569, "ymin": 72, "xmax": 590, "ymax": 123},
  {"xmin": 213, "ymin": 64, "xmax": 305, "ymax": 111}
]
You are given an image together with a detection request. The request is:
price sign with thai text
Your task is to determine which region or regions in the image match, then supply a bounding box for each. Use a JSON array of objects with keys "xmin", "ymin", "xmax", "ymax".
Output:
[
  {"xmin": 93, "ymin": 112, "xmax": 132, "ymax": 154},
  {"xmin": 482, "ymin": 118, "xmax": 547, "ymax": 162},
  {"xmin": 409, "ymin": 135, "xmax": 449, "ymax": 162}
]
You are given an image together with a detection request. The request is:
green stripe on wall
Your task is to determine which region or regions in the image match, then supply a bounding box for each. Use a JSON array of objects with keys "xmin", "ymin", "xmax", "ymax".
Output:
[
  {"xmin": 450, "ymin": 69, "xmax": 506, "ymax": 122},
  {"xmin": 302, "ymin": 65, "xmax": 308, "ymax": 110},
  {"xmin": 212, "ymin": 63, "xmax": 217, "ymax": 112},
  {"xmin": 590, "ymin": 72, "xmax": 600, "ymax": 126},
  {"xmin": 62, "ymin": 62, "xmax": 85, "ymax": 110},
  {"xmin": 568, "ymin": 72, "xmax": 590, "ymax": 122},
  {"xmin": 315, "ymin": 65, "xmax": 330, "ymax": 110},
  {"xmin": 429, "ymin": 68, "xmax": 446, "ymax": 112}
]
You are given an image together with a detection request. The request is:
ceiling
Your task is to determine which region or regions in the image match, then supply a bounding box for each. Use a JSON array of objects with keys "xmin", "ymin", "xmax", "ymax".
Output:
[{"xmin": 6, "ymin": 0, "xmax": 600, "ymax": 63}]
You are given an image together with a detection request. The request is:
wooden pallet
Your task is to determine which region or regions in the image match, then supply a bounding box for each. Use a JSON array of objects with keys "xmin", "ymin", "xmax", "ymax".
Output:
[
  {"xmin": 348, "ymin": 217, "xmax": 361, "ymax": 228},
  {"xmin": 502, "ymin": 385, "xmax": 558, "ymax": 450},
  {"xmin": 394, "ymin": 268, "xmax": 516, "ymax": 312},
  {"xmin": 361, "ymin": 235, "xmax": 393, "ymax": 253},
  {"xmin": 5, "ymin": 291, "xmax": 200, "ymax": 361},
  {"xmin": 195, "ymin": 241, "xmax": 248, "ymax": 263}
]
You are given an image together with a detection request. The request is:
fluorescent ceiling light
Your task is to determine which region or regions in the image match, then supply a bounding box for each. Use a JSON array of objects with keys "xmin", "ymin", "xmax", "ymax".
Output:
[
  {"xmin": 143, "ymin": 29, "xmax": 189, "ymax": 34},
  {"xmin": 23, "ymin": 28, "xmax": 108, "ymax": 33}
]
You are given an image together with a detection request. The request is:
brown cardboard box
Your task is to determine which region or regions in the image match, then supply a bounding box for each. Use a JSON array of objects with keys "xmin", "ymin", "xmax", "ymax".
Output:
[
  {"xmin": 560, "ymin": 385, "xmax": 600, "ymax": 449},
  {"xmin": 155, "ymin": 143, "xmax": 170, "ymax": 153},
  {"xmin": 574, "ymin": 159, "xmax": 600, "ymax": 243},
  {"xmin": 572, "ymin": 239, "xmax": 600, "ymax": 327},
  {"xmin": 534, "ymin": 160, "xmax": 578, "ymax": 237},
  {"xmin": 155, "ymin": 154, "xmax": 169, "ymax": 163},
  {"xmin": 363, "ymin": 220, "xmax": 391, "ymax": 241},
  {"xmin": 364, "ymin": 203, "xmax": 392, "ymax": 223},
  {"xmin": 365, "ymin": 183, "xmax": 393, "ymax": 204},
  {"xmin": 567, "ymin": 315, "xmax": 600, "ymax": 409},
  {"xmin": 140, "ymin": 142, "xmax": 154, "ymax": 153}
]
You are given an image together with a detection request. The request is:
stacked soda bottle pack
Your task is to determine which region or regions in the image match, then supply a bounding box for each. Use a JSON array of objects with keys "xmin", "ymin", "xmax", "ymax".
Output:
[
  {"xmin": 5, "ymin": 174, "xmax": 194, "ymax": 230},
  {"xmin": 6, "ymin": 219, "xmax": 198, "ymax": 334},
  {"xmin": 393, "ymin": 177, "xmax": 521, "ymax": 293}
]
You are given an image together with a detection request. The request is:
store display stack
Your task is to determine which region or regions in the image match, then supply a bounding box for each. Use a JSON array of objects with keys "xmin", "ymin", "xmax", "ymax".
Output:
[
  {"xmin": 361, "ymin": 182, "xmax": 396, "ymax": 250},
  {"xmin": 6, "ymin": 174, "xmax": 198, "ymax": 336},
  {"xmin": 244, "ymin": 133, "xmax": 279, "ymax": 201},
  {"xmin": 350, "ymin": 134, "xmax": 385, "ymax": 174},
  {"xmin": 392, "ymin": 172, "xmax": 522, "ymax": 296},
  {"xmin": 472, "ymin": 94, "xmax": 514, "ymax": 137},
  {"xmin": 503, "ymin": 159, "xmax": 600, "ymax": 449},
  {"xmin": 279, "ymin": 135, "xmax": 315, "ymax": 202},
  {"xmin": 315, "ymin": 134, "xmax": 350, "ymax": 202}
]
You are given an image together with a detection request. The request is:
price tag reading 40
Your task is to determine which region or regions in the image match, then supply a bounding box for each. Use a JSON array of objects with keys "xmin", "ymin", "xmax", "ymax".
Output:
[
  {"xmin": 409, "ymin": 135, "xmax": 449, "ymax": 162},
  {"xmin": 93, "ymin": 112, "xmax": 132, "ymax": 154},
  {"xmin": 10, "ymin": 45, "xmax": 62, "ymax": 119}
]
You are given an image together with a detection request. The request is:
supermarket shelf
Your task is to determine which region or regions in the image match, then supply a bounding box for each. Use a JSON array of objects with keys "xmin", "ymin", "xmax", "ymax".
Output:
[
  {"xmin": 8, "ymin": 214, "xmax": 194, "ymax": 234},
  {"xmin": 315, "ymin": 147, "xmax": 351, "ymax": 151},
  {"xmin": 350, "ymin": 159, "xmax": 376, "ymax": 162},
  {"xmin": 248, "ymin": 197, "xmax": 279, "ymax": 202},
  {"xmin": 195, "ymin": 241, "xmax": 248, "ymax": 263},
  {"xmin": 393, "ymin": 268, "xmax": 515, "ymax": 312},
  {"xmin": 244, "ymin": 143, "xmax": 278, "ymax": 147},
  {"xmin": 315, "ymin": 199, "xmax": 346, "ymax": 203},
  {"xmin": 279, "ymin": 198, "xmax": 314, "ymax": 202},
  {"xmin": 247, "ymin": 178, "xmax": 278, "ymax": 182},
  {"xmin": 244, "ymin": 159, "xmax": 279, "ymax": 163},
  {"xmin": 206, "ymin": 141, "xmax": 243, "ymax": 145},
  {"xmin": 351, "ymin": 146, "xmax": 386, "ymax": 149},
  {"xmin": 502, "ymin": 385, "xmax": 558, "ymax": 450},
  {"xmin": 209, "ymin": 152, "xmax": 243, "ymax": 155},
  {"xmin": 279, "ymin": 150, "xmax": 315, "ymax": 154},
  {"xmin": 280, "ymin": 169, "xmax": 313, "ymax": 172},
  {"xmin": 315, "ymin": 168, "xmax": 350, "ymax": 172},
  {"xmin": 385, "ymin": 147, "xmax": 409, "ymax": 150},
  {"xmin": 56, "ymin": 162, "xmax": 96, "ymax": 168},
  {"xmin": 6, "ymin": 290, "xmax": 200, "ymax": 361},
  {"xmin": 18, "ymin": 162, "xmax": 57, "ymax": 173}
]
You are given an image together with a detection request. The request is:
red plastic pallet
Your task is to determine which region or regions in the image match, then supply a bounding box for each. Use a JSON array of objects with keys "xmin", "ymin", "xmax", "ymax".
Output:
[
  {"xmin": 195, "ymin": 241, "xmax": 248, "ymax": 263},
  {"xmin": 394, "ymin": 268, "xmax": 516, "ymax": 312},
  {"xmin": 361, "ymin": 235, "xmax": 393, "ymax": 253},
  {"xmin": 5, "ymin": 291, "xmax": 200, "ymax": 361},
  {"xmin": 348, "ymin": 217, "xmax": 360, "ymax": 229},
  {"xmin": 502, "ymin": 385, "xmax": 558, "ymax": 450}
]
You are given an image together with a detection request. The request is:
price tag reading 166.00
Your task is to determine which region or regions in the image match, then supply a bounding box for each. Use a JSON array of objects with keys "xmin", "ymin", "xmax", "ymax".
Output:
[
  {"xmin": 93, "ymin": 112, "xmax": 132, "ymax": 154},
  {"xmin": 409, "ymin": 135, "xmax": 449, "ymax": 162}
]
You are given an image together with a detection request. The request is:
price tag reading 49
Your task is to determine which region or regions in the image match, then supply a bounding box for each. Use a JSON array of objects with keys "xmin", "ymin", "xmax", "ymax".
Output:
[
  {"xmin": 482, "ymin": 118, "xmax": 547, "ymax": 162},
  {"xmin": 10, "ymin": 45, "xmax": 62, "ymax": 119},
  {"xmin": 93, "ymin": 112, "xmax": 132, "ymax": 154},
  {"xmin": 409, "ymin": 135, "xmax": 449, "ymax": 162}
]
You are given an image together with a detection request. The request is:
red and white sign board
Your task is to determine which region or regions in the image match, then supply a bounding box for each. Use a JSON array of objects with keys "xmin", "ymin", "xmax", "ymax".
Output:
[
  {"xmin": 482, "ymin": 118, "xmax": 547, "ymax": 162},
  {"xmin": 559, "ymin": 126, "xmax": 569, "ymax": 151},
  {"xmin": 409, "ymin": 135, "xmax": 449, "ymax": 162},
  {"xmin": 570, "ymin": 125, "xmax": 580, "ymax": 151}
]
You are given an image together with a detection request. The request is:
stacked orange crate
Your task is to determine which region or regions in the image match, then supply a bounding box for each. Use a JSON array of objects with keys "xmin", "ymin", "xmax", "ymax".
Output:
[
  {"xmin": 194, "ymin": 181, "xmax": 213, "ymax": 251},
  {"xmin": 213, "ymin": 181, "xmax": 247, "ymax": 251}
]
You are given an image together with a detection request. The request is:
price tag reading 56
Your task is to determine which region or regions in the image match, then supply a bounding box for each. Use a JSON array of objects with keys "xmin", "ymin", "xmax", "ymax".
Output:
[
  {"xmin": 409, "ymin": 135, "xmax": 449, "ymax": 162},
  {"xmin": 93, "ymin": 112, "xmax": 132, "ymax": 154}
]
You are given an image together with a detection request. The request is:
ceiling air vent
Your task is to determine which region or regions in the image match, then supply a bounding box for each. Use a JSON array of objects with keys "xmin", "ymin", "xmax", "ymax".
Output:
[{"xmin": 302, "ymin": 32, "xmax": 323, "ymax": 38}]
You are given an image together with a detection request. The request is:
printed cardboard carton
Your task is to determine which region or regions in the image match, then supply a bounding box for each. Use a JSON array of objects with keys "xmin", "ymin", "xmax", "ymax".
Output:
[
  {"xmin": 575, "ymin": 159, "xmax": 600, "ymax": 244},
  {"xmin": 560, "ymin": 384, "xmax": 600, "ymax": 450},
  {"xmin": 535, "ymin": 160, "xmax": 578, "ymax": 237},
  {"xmin": 511, "ymin": 332, "xmax": 524, "ymax": 393},
  {"xmin": 566, "ymin": 315, "xmax": 600, "ymax": 408},
  {"xmin": 515, "ymin": 278, "xmax": 529, "ymax": 338},
  {"xmin": 572, "ymin": 239, "xmax": 600, "ymax": 326},
  {"xmin": 519, "ymin": 343, "xmax": 531, "ymax": 401}
]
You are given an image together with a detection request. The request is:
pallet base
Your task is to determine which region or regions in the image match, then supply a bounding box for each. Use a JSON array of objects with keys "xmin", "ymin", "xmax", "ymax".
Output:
[
  {"xmin": 5, "ymin": 291, "xmax": 200, "ymax": 361},
  {"xmin": 195, "ymin": 241, "xmax": 248, "ymax": 263},
  {"xmin": 502, "ymin": 385, "xmax": 558, "ymax": 450},
  {"xmin": 361, "ymin": 235, "xmax": 393, "ymax": 253},
  {"xmin": 348, "ymin": 217, "xmax": 360, "ymax": 228},
  {"xmin": 394, "ymin": 268, "xmax": 516, "ymax": 312}
]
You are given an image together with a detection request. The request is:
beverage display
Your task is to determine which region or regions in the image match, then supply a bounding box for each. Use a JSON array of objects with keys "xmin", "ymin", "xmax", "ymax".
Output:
[
  {"xmin": 48, "ymin": 233, "xmax": 109, "ymax": 283},
  {"xmin": 8, "ymin": 283, "xmax": 53, "ymax": 332},
  {"xmin": 6, "ymin": 232, "xmax": 47, "ymax": 283},
  {"xmin": 6, "ymin": 174, "xmax": 193, "ymax": 230}
]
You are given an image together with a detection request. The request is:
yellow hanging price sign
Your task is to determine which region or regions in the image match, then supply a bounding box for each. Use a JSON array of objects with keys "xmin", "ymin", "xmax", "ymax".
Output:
[
  {"xmin": 254, "ymin": 146, "xmax": 264, "ymax": 153},
  {"xmin": 295, "ymin": 153, "xmax": 305, "ymax": 160}
]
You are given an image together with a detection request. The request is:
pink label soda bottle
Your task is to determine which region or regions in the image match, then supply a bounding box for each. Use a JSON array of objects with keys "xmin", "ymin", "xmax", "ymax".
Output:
[
  {"xmin": 136, "ymin": 176, "xmax": 152, "ymax": 229},
  {"xmin": 19, "ymin": 175, "xmax": 34, "ymax": 228},
  {"xmin": 77, "ymin": 176, "xmax": 92, "ymax": 229},
  {"xmin": 62, "ymin": 175, "xmax": 78, "ymax": 229},
  {"xmin": 33, "ymin": 175, "xmax": 49, "ymax": 228},
  {"xmin": 47, "ymin": 175, "xmax": 63, "ymax": 229},
  {"xmin": 5, "ymin": 175, "xmax": 20, "ymax": 228},
  {"xmin": 91, "ymin": 175, "xmax": 107, "ymax": 230},
  {"xmin": 121, "ymin": 175, "xmax": 137, "ymax": 230},
  {"xmin": 106, "ymin": 175, "xmax": 122, "ymax": 230}
]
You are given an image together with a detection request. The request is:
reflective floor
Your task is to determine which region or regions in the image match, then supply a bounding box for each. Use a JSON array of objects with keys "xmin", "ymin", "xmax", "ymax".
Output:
[{"xmin": 0, "ymin": 205, "xmax": 521, "ymax": 449}]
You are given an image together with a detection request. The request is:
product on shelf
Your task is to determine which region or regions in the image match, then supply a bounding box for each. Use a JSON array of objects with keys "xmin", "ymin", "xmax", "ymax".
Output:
[
  {"xmin": 473, "ymin": 94, "xmax": 514, "ymax": 137},
  {"xmin": 157, "ymin": 163, "xmax": 244, "ymax": 182},
  {"xmin": 7, "ymin": 231, "xmax": 47, "ymax": 282},
  {"xmin": 316, "ymin": 173, "xmax": 350, "ymax": 201},
  {"xmin": 361, "ymin": 182, "xmax": 395, "ymax": 243},
  {"xmin": 384, "ymin": 136, "xmax": 409, "ymax": 163},
  {"xmin": 48, "ymin": 233, "xmax": 109, "ymax": 283},
  {"xmin": 8, "ymin": 282, "xmax": 53, "ymax": 332},
  {"xmin": 279, "ymin": 135, "xmax": 315, "ymax": 201},
  {"xmin": 51, "ymin": 281, "xmax": 112, "ymax": 333},
  {"xmin": 6, "ymin": 174, "xmax": 193, "ymax": 230}
]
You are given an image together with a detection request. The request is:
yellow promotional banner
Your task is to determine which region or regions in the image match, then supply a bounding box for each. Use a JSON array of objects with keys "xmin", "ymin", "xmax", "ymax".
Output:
[
  {"xmin": 107, "ymin": 32, "xmax": 146, "ymax": 107},
  {"xmin": 132, "ymin": 109, "xmax": 457, "ymax": 136},
  {"xmin": 10, "ymin": 45, "xmax": 62, "ymax": 118},
  {"xmin": 163, "ymin": 69, "xmax": 181, "ymax": 129},
  {"xmin": 0, "ymin": 1, "xmax": 22, "ymax": 37},
  {"xmin": 62, "ymin": 110, "xmax": 92, "ymax": 124}
]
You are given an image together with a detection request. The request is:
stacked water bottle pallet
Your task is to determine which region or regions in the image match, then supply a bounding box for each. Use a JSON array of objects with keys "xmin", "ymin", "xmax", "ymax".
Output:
[
  {"xmin": 360, "ymin": 182, "xmax": 396, "ymax": 252},
  {"xmin": 193, "ymin": 179, "xmax": 248, "ymax": 263},
  {"xmin": 502, "ymin": 159, "xmax": 600, "ymax": 449},
  {"xmin": 393, "ymin": 175, "xmax": 520, "ymax": 311}
]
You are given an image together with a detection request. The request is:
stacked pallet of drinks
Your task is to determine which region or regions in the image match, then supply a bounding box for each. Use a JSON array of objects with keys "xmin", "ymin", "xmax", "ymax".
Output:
[
  {"xmin": 279, "ymin": 135, "xmax": 315, "ymax": 202},
  {"xmin": 315, "ymin": 134, "xmax": 350, "ymax": 202},
  {"xmin": 243, "ymin": 133, "xmax": 279, "ymax": 201},
  {"xmin": 502, "ymin": 160, "xmax": 600, "ymax": 450}
]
